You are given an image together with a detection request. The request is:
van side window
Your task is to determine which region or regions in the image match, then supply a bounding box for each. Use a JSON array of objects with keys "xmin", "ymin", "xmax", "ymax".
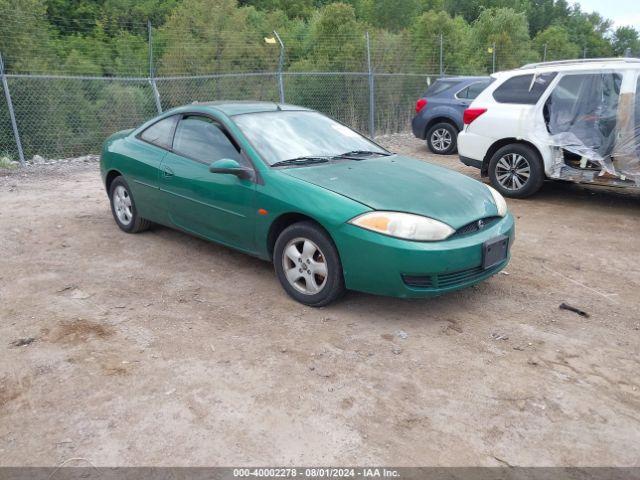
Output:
[{"xmin": 493, "ymin": 73, "xmax": 557, "ymax": 104}]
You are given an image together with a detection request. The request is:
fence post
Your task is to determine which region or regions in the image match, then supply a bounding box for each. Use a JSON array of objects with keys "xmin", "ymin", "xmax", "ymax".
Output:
[
  {"xmin": 492, "ymin": 42, "xmax": 496, "ymax": 73},
  {"xmin": 583, "ymin": 46, "xmax": 587, "ymax": 59},
  {"xmin": 439, "ymin": 33, "xmax": 444, "ymax": 77},
  {"xmin": 0, "ymin": 53, "xmax": 25, "ymax": 166},
  {"xmin": 365, "ymin": 31, "xmax": 375, "ymax": 138},
  {"xmin": 543, "ymin": 43, "xmax": 548, "ymax": 62},
  {"xmin": 147, "ymin": 20, "xmax": 163, "ymax": 114},
  {"xmin": 273, "ymin": 30, "xmax": 285, "ymax": 104}
]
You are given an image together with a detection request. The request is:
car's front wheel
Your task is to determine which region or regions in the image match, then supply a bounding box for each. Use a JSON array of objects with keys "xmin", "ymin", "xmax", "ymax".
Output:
[
  {"xmin": 426, "ymin": 122, "xmax": 457, "ymax": 155},
  {"xmin": 274, "ymin": 221, "xmax": 345, "ymax": 307},
  {"xmin": 108, "ymin": 176, "xmax": 152, "ymax": 233},
  {"xmin": 488, "ymin": 144, "xmax": 545, "ymax": 198}
]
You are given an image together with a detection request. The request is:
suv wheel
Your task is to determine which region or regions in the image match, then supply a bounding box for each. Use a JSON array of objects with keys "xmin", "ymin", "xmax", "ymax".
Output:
[
  {"xmin": 274, "ymin": 221, "xmax": 345, "ymax": 307},
  {"xmin": 426, "ymin": 122, "xmax": 457, "ymax": 155},
  {"xmin": 488, "ymin": 144, "xmax": 545, "ymax": 198}
]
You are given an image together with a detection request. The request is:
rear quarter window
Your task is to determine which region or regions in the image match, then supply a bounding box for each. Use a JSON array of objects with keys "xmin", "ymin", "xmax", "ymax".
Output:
[
  {"xmin": 139, "ymin": 115, "xmax": 178, "ymax": 149},
  {"xmin": 492, "ymin": 73, "xmax": 557, "ymax": 104},
  {"xmin": 457, "ymin": 80, "xmax": 493, "ymax": 99},
  {"xmin": 425, "ymin": 80, "xmax": 459, "ymax": 96}
]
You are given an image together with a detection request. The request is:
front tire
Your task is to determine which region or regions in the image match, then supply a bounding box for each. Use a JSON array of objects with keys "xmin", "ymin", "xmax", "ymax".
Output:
[
  {"xmin": 274, "ymin": 221, "xmax": 345, "ymax": 307},
  {"xmin": 426, "ymin": 122, "xmax": 457, "ymax": 155},
  {"xmin": 108, "ymin": 176, "xmax": 151, "ymax": 233},
  {"xmin": 488, "ymin": 144, "xmax": 545, "ymax": 198}
]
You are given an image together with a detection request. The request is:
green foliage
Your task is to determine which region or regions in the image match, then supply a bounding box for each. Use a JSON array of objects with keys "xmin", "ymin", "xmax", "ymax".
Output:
[
  {"xmin": 533, "ymin": 24, "xmax": 579, "ymax": 60},
  {"xmin": 1, "ymin": 0, "xmax": 638, "ymax": 159},
  {"xmin": 411, "ymin": 10, "xmax": 481, "ymax": 74},
  {"xmin": 0, "ymin": 0, "xmax": 56, "ymax": 73},
  {"xmin": 300, "ymin": 2, "xmax": 365, "ymax": 71},
  {"xmin": 612, "ymin": 27, "xmax": 640, "ymax": 57},
  {"xmin": 155, "ymin": 0, "xmax": 279, "ymax": 75},
  {"xmin": 239, "ymin": 0, "xmax": 315, "ymax": 19},
  {"xmin": 564, "ymin": 5, "xmax": 613, "ymax": 58},
  {"xmin": 363, "ymin": 0, "xmax": 422, "ymax": 32},
  {"xmin": 1, "ymin": 0, "xmax": 635, "ymax": 77},
  {"xmin": 472, "ymin": 7, "xmax": 535, "ymax": 70},
  {"xmin": 285, "ymin": 3, "xmax": 367, "ymax": 127},
  {"xmin": 0, "ymin": 154, "xmax": 18, "ymax": 168}
]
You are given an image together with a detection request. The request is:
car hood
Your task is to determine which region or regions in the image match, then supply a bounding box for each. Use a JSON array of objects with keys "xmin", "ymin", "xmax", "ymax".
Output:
[{"xmin": 281, "ymin": 156, "xmax": 499, "ymax": 229}]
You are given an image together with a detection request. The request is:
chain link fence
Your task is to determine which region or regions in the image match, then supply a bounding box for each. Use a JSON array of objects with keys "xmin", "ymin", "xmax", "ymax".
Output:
[
  {"xmin": 1, "ymin": 75, "xmax": 158, "ymax": 160},
  {"xmin": 0, "ymin": 69, "xmax": 438, "ymax": 165},
  {"xmin": 0, "ymin": 11, "xmax": 583, "ymax": 166}
]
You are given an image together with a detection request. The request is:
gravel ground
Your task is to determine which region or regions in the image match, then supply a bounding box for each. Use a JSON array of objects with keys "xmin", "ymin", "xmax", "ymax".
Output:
[{"xmin": 1, "ymin": 134, "xmax": 639, "ymax": 466}]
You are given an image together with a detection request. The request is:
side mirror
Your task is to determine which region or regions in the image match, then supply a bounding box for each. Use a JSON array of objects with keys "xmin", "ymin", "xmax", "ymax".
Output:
[{"xmin": 209, "ymin": 158, "xmax": 252, "ymax": 180}]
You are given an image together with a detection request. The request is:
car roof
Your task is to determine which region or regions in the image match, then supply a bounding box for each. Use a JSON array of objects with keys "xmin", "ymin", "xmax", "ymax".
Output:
[
  {"xmin": 499, "ymin": 58, "xmax": 640, "ymax": 77},
  {"xmin": 173, "ymin": 101, "xmax": 313, "ymax": 116},
  {"xmin": 435, "ymin": 76, "xmax": 490, "ymax": 82}
]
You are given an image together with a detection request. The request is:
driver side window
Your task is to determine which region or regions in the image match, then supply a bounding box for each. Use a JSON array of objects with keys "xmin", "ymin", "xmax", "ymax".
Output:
[{"xmin": 173, "ymin": 115, "xmax": 245, "ymax": 165}]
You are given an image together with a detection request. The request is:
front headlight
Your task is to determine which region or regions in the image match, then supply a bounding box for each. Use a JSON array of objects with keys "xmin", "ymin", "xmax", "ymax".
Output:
[
  {"xmin": 349, "ymin": 211, "xmax": 455, "ymax": 241},
  {"xmin": 486, "ymin": 185, "xmax": 508, "ymax": 217}
]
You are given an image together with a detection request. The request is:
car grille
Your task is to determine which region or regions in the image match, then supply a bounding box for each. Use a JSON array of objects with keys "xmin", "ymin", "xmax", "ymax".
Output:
[
  {"xmin": 402, "ymin": 262, "xmax": 505, "ymax": 290},
  {"xmin": 454, "ymin": 216, "xmax": 501, "ymax": 236}
]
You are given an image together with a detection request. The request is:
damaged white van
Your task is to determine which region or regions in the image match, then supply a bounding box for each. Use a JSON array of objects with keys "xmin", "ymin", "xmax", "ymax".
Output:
[{"xmin": 458, "ymin": 58, "xmax": 640, "ymax": 197}]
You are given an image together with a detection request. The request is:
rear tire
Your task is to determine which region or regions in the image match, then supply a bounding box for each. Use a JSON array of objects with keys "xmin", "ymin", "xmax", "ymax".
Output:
[
  {"xmin": 274, "ymin": 221, "xmax": 345, "ymax": 307},
  {"xmin": 426, "ymin": 122, "xmax": 457, "ymax": 155},
  {"xmin": 108, "ymin": 176, "xmax": 152, "ymax": 233},
  {"xmin": 488, "ymin": 144, "xmax": 544, "ymax": 198}
]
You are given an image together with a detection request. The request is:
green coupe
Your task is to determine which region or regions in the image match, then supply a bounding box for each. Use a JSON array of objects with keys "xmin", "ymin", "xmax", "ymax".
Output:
[{"xmin": 100, "ymin": 101, "xmax": 514, "ymax": 306}]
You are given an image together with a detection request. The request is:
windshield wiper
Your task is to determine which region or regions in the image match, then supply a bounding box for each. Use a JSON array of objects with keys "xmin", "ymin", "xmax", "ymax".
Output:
[
  {"xmin": 332, "ymin": 150, "xmax": 392, "ymax": 159},
  {"xmin": 271, "ymin": 156, "xmax": 331, "ymax": 167}
]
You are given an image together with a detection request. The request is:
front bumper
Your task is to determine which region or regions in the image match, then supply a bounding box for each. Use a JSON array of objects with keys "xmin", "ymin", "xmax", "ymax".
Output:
[{"xmin": 334, "ymin": 213, "xmax": 515, "ymax": 298}]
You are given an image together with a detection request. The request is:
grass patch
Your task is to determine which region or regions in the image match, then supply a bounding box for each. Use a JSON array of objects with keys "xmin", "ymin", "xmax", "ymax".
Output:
[{"xmin": 0, "ymin": 154, "xmax": 18, "ymax": 169}]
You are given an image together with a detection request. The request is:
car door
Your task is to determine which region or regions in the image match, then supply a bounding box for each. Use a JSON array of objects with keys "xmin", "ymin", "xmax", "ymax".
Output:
[
  {"xmin": 159, "ymin": 114, "xmax": 257, "ymax": 253},
  {"xmin": 128, "ymin": 115, "xmax": 179, "ymax": 223}
]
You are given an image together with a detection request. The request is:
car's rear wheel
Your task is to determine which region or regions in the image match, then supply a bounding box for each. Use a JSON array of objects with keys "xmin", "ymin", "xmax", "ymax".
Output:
[
  {"xmin": 274, "ymin": 221, "xmax": 345, "ymax": 307},
  {"xmin": 488, "ymin": 144, "xmax": 545, "ymax": 198},
  {"xmin": 426, "ymin": 122, "xmax": 457, "ymax": 155},
  {"xmin": 108, "ymin": 176, "xmax": 152, "ymax": 233}
]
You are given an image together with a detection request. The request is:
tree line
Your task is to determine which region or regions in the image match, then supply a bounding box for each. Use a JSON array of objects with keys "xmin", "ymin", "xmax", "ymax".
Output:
[
  {"xmin": 0, "ymin": 0, "xmax": 638, "ymax": 161},
  {"xmin": 1, "ymin": 0, "xmax": 638, "ymax": 76}
]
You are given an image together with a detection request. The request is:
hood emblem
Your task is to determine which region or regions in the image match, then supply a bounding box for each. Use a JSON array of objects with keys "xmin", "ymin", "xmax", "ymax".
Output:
[{"xmin": 477, "ymin": 219, "xmax": 486, "ymax": 229}]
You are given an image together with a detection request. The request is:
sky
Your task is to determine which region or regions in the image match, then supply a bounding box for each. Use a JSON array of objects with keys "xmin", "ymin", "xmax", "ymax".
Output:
[{"xmin": 576, "ymin": 0, "xmax": 640, "ymax": 30}]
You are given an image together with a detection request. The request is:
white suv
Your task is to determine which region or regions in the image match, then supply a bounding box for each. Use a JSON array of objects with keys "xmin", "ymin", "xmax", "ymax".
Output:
[{"xmin": 458, "ymin": 58, "xmax": 640, "ymax": 197}]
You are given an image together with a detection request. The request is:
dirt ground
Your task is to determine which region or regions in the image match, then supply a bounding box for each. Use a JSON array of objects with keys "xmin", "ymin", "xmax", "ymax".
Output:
[{"xmin": 1, "ymin": 135, "xmax": 639, "ymax": 467}]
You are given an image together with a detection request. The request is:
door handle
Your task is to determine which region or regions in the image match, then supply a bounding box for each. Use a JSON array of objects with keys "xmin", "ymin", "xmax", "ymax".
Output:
[{"xmin": 162, "ymin": 166, "xmax": 174, "ymax": 178}]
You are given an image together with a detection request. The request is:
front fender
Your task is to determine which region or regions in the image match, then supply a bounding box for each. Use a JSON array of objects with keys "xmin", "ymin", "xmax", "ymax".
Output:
[{"xmin": 253, "ymin": 172, "xmax": 370, "ymax": 260}]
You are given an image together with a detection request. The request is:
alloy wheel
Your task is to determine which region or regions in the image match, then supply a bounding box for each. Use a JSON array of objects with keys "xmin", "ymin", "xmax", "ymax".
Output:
[
  {"xmin": 495, "ymin": 153, "xmax": 531, "ymax": 191},
  {"xmin": 430, "ymin": 128, "xmax": 452, "ymax": 152},
  {"xmin": 112, "ymin": 185, "xmax": 133, "ymax": 226},
  {"xmin": 281, "ymin": 237, "xmax": 328, "ymax": 295}
]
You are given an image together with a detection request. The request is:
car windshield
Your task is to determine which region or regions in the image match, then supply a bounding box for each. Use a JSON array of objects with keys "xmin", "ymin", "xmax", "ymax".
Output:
[{"xmin": 233, "ymin": 110, "xmax": 388, "ymax": 166}]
